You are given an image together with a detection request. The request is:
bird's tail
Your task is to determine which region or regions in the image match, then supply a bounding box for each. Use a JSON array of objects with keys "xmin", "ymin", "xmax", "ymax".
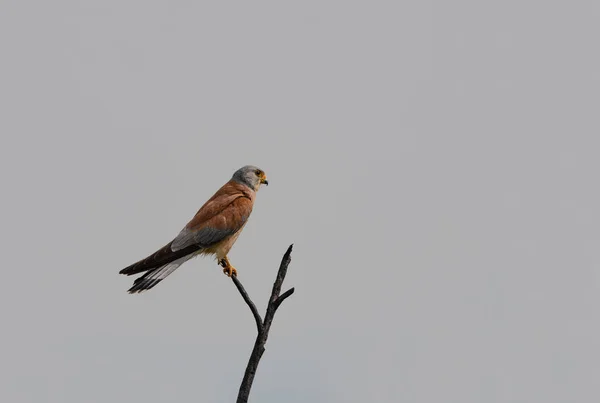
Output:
[
  {"xmin": 119, "ymin": 242, "xmax": 201, "ymax": 276},
  {"xmin": 126, "ymin": 254, "xmax": 194, "ymax": 294}
]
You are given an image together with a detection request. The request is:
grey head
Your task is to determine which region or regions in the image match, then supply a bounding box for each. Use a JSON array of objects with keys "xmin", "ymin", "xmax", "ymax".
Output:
[{"xmin": 231, "ymin": 165, "xmax": 269, "ymax": 191}]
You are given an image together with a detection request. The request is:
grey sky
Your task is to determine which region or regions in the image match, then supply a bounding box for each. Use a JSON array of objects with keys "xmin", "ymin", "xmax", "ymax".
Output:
[{"xmin": 1, "ymin": 1, "xmax": 599, "ymax": 402}]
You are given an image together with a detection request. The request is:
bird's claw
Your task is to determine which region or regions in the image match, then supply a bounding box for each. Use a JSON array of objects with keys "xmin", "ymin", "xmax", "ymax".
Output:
[
  {"xmin": 219, "ymin": 258, "xmax": 237, "ymax": 277},
  {"xmin": 222, "ymin": 266, "xmax": 237, "ymax": 277}
]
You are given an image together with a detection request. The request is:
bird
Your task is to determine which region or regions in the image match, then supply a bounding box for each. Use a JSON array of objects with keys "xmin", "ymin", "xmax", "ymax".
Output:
[{"xmin": 119, "ymin": 165, "xmax": 269, "ymax": 293}]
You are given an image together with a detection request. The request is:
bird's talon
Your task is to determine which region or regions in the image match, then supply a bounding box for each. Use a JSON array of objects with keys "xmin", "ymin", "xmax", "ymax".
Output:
[{"xmin": 222, "ymin": 266, "xmax": 237, "ymax": 277}]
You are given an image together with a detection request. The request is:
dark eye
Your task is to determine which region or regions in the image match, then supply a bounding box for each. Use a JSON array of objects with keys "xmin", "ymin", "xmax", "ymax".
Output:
[{"xmin": 255, "ymin": 169, "xmax": 262, "ymax": 176}]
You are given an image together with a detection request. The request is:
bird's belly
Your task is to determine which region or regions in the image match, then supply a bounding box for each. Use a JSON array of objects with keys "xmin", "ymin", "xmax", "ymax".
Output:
[{"xmin": 203, "ymin": 227, "xmax": 245, "ymax": 260}]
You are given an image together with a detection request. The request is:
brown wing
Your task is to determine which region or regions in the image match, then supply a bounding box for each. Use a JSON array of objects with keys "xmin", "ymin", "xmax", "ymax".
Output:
[{"xmin": 170, "ymin": 180, "xmax": 255, "ymax": 251}]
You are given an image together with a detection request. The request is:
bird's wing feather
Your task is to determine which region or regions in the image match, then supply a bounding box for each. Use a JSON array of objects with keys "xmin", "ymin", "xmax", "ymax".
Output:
[
  {"xmin": 119, "ymin": 242, "xmax": 201, "ymax": 276},
  {"xmin": 171, "ymin": 194, "xmax": 253, "ymax": 251}
]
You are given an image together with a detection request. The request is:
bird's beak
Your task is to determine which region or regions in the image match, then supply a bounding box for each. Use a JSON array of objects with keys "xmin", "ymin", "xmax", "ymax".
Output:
[{"xmin": 261, "ymin": 177, "xmax": 269, "ymax": 186}]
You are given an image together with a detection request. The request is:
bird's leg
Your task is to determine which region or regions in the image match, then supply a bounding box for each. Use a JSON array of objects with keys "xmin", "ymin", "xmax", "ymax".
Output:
[{"xmin": 218, "ymin": 256, "xmax": 238, "ymax": 277}]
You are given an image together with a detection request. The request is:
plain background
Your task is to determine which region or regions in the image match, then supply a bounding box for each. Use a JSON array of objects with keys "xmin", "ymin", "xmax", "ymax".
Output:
[{"xmin": 1, "ymin": 1, "xmax": 599, "ymax": 402}]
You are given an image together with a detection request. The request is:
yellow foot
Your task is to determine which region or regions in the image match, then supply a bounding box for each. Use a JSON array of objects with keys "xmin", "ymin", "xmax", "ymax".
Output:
[
  {"xmin": 219, "ymin": 258, "xmax": 238, "ymax": 277},
  {"xmin": 222, "ymin": 266, "xmax": 238, "ymax": 277}
]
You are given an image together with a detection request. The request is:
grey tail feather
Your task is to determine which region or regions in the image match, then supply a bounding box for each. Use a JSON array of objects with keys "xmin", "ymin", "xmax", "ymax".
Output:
[
  {"xmin": 125, "ymin": 255, "xmax": 193, "ymax": 294},
  {"xmin": 127, "ymin": 270, "xmax": 164, "ymax": 293}
]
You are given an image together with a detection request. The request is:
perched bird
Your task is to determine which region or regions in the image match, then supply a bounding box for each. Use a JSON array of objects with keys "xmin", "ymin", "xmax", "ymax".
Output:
[{"xmin": 119, "ymin": 165, "xmax": 268, "ymax": 293}]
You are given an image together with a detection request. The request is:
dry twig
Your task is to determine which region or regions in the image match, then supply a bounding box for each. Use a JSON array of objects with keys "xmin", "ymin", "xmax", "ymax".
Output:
[{"xmin": 232, "ymin": 244, "xmax": 295, "ymax": 403}]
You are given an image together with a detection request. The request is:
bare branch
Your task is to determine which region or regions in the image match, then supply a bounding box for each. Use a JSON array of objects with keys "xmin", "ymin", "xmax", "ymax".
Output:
[
  {"xmin": 268, "ymin": 244, "xmax": 294, "ymax": 305},
  {"xmin": 273, "ymin": 287, "xmax": 295, "ymax": 311},
  {"xmin": 231, "ymin": 274, "xmax": 263, "ymax": 333},
  {"xmin": 231, "ymin": 244, "xmax": 295, "ymax": 403}
]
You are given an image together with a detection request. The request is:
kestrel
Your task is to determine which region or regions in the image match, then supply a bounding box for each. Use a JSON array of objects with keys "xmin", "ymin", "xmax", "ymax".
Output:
[{"xmin": 119, "ymin": 165, "xmax": 268, "ymax": 293}]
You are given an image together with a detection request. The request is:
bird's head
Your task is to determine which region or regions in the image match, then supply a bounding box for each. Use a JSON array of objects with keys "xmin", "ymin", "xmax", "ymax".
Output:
[{"xmin": 232, "ymin": 165, "xmax": 269, "ymax": 191}]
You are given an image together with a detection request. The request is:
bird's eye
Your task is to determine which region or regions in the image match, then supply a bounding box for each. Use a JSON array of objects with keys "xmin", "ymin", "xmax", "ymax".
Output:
[{"xmin": 255, "ymin": 169, "xmax": 262, "ymax": 176}]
